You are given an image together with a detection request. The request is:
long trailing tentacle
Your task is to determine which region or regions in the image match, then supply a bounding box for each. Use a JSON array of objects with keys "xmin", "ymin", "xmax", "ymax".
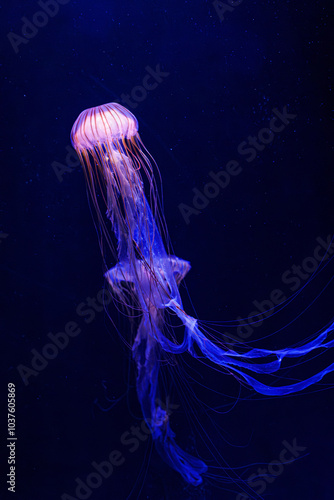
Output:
[
  {"xmin": 165, "ymin": 302, "xmax": 334, "ymax": 396},
  {"xmin": 133, "ymin": 314, "xmax": 207, "ymax": 485}
]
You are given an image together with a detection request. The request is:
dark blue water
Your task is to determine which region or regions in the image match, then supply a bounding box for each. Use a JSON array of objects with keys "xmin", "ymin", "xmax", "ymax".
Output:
[{"xmin": 2, "ymin": 1, "xmax": 334, "ymax": 499}]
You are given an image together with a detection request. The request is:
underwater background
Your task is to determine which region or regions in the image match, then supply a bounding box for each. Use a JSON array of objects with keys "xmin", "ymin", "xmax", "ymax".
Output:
[{"xmin": 2, "ymin": 1, "xmax": 334, "ymax": 499}]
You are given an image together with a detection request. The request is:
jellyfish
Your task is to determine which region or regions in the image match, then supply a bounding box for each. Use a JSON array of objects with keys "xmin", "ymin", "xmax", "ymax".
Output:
[{"xmin": 70, "ymin": 102, "xmax": 334, "ymax": 488}]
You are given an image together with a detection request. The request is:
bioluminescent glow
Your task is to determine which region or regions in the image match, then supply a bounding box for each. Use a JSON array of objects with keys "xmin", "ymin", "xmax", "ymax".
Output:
[{"xmin": 71, "ymin": 102, "xmax": 334, "ymax": 488}]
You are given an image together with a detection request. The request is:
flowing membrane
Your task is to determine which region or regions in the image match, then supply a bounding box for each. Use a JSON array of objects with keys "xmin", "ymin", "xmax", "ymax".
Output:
[{"xmin": 71, "ymin": 102, "xmax": 334, "ymax": 488}]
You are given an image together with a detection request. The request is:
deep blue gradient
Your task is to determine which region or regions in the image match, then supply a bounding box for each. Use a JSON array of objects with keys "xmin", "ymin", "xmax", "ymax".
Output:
[{"xmin": 2, "ymin": 1, "xmax": 334, "ymax": 499}]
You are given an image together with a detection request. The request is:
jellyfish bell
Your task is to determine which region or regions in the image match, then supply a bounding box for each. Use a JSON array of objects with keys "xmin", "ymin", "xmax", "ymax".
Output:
[
  {"xmin": 70, "ymin": 102, "xmax": 162, "ymax": 213},
  {"xmin": 70, "ymin": 102, "xmax": 138, "ymax": 151},
  {"xmin": 70, "ymin": 103, "xmax": 144, "ymax": 199}
]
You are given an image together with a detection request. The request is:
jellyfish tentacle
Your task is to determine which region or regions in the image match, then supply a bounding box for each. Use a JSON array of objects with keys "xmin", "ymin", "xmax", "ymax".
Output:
[
  {"xmin": 106, "ymin": 257, "xmax": 208, "ymax": 484},
  {"xmin": 167, "ymin": 256, "xmax": 191, "ymax": 285},
  {"xmin": 133, "ymin": 314, "xmax": 207, "ymax": 486},
  {"xmin": 226, "ymin": 362, "xmax": 334, "ymax": 396},
  {"xmin": 164, "ymin": 303, "xmax": 334, "ymax": 396}
]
